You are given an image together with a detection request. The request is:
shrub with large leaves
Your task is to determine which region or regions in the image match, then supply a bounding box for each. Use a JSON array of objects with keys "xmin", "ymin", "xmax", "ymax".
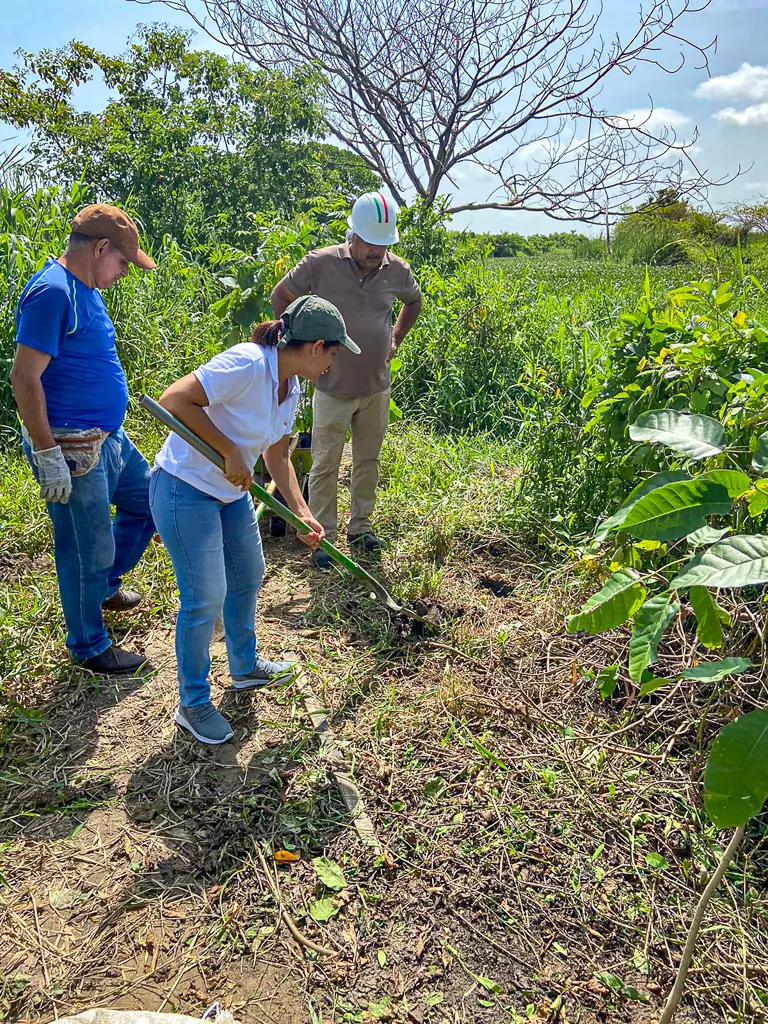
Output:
[
  {"xmin": 583, "ymin": 275, "xmax": 768, "ymax": 471},
  {"xmin": 570, "ymin": 408, "xmax": 763, "ymax": 687}
]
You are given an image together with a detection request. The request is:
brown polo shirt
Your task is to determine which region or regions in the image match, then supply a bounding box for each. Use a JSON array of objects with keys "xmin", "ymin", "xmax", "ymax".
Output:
[{"xmin": 280, "ymin": 243, "xmax": 421, "ymax": 398}]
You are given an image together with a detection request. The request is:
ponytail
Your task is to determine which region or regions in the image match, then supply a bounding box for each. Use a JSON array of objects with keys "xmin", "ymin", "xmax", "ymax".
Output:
[{"xmin": 250, "ymin": 320, "xmax": 282, "ymax": 347}]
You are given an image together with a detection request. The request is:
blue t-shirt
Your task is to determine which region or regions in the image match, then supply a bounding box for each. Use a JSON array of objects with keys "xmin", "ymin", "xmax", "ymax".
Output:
[{"xmin": 15, "ymin": 259, "xmax": 129, "ymax": 432}]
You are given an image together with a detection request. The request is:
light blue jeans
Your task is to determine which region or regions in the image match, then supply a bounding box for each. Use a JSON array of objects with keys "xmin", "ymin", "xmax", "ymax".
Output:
[
  {"xmin": 149, "ymin": 468, "xmax": 265, "ymax": 707},
  {"xmin": 22, "ymin": 429, "xmax": 155, "ymax": 662}
]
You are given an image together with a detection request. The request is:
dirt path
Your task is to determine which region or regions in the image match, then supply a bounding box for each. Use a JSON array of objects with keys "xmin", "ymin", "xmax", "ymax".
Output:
[{"xmin": 1, "ymin": 532, "xmax": 762, "ymax": 1023}]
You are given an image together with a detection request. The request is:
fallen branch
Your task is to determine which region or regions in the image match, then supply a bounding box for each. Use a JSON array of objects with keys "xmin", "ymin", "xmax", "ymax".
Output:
[{"xmin": 253, "ymin": 845, "xmax": 337, "ymax": 958}]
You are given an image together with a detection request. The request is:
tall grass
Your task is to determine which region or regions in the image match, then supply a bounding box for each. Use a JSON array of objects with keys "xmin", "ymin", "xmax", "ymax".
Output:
[
  {"xmin": 393, "ymin": 255, "xmax": 694, "ymax": 437},
  {"xmin": 0, "ymin": 177, "xmax": 224, "ymax": 440},
  {"xmin": 5, "ymin": 178, "xmax": 768, "ymax": 544}
]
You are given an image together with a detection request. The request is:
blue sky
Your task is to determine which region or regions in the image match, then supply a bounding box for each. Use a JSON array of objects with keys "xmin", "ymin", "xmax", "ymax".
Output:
[{"xmin": 3, "ymin": 0, "xmax": 768, "ymax": 234}]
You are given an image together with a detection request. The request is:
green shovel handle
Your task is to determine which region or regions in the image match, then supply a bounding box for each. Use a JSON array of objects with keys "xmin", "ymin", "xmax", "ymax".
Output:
[{"xmin": 139, "ymin": 394, "xmax": 400, "ymax": 610}]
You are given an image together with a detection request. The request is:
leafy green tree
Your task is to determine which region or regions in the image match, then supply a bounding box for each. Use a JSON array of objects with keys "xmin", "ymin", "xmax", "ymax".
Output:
[{"xmin": 0, "ymin": 25, "xmax": 378, "ymax": 246}]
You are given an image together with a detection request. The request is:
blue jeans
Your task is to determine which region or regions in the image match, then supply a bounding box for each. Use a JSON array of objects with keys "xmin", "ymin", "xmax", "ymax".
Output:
[
  {"xmin": 23, "ymin": 429, "xmax": 155, "ymax": 662},
  {"xmin": 149, "ymin": 468, "xmax": 265, "ymax": 707}
]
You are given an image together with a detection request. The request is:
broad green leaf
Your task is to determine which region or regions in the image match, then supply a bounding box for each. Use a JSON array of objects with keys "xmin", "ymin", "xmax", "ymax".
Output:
[
  {"xmin": 424, "ymin": 777, "xmax": 447, "ymax": 800},
  {"xmin": 424, "ymin": 993, "xmax": 444, "ymax": 1007},
  {"xmin": 714, "ymin": 602, "xmax": 732, "ymax": 626},
  {"xmin": 752, "ymin": 430, "xmax": 768, "ymax": 474},
  {"xmin": 671, "ymin": 535, "xmax": 768, "ymax": 589},
  {"xmin": 629, "ymin": 409, "xmax": 726, "ymax": 460},
  {"xmin": 689, "ymin": 587, "xmax": 724, "ymax": 649},
  {"xmin": 686, "ymin": 525, "xmax": 731, "ymax": 547},
  {"xmin": 620, "ymin": 984, "xmax": 650, "ymax": 1004},
  {"xmin": 309, "ymin": 898, "xmax": 338, "ymax": 923},
  {"xmin": 680, "ymin": 657, "xmax": 751, "ymax": 682},
  {"xmin": 312, "ymin": 856, "xmax": 346, "ymax": 891},
  {"xmin": 628, "ymin": 593, "xmax": 679, "ymax": 681},
  {"xmin": 645, "ymin": 852, "xmax": 669, "ymax": 870},
  {"xmin": 638, "ymin": 672, "xmax": 674, "ymax": 696},
  {"xmin": 596, "ymin": 973, "xmax": 649, "ymax": 1003},
  {"xmin": 209, "ymin": 291, "xmax": 239, "ymax": 317},
  {"xmin": 477, "ymin": 976, "xmax": 503, "ymax": 994},
  {"xmin": 633, "ymin": 539, "xmax": 663, "ymax": 551},
  {"xmin": 620, "ymin": 479, "xmax": 731, "ymax": 541},
  {"xmin": 596, "ymin": 665, "xmax": 619, "ymax": 699},
  {"xmin": 598, "ymin": 972, "xmax": 623, "ymax": 994},
  {"xmin": 703, "ymin": 710, "xmax": 768, "ymax": 827},
  {"xmin": 696, "ymin": 469, "xmax": 752, "ymax": 499},
  {"xmin": 748, "ymin": 490, "xmax": 768, "ymax": 518},
  {"xmin": 566, "ymin": 571, "xmax": 647, "ymax": 634},
  {"xmin": 595, "ymin": 471, "xmax": 690, "ymax": 542}
]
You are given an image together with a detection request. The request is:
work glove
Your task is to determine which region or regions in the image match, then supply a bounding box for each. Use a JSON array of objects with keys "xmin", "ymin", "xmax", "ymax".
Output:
[{"xmin": 32, "ymin": 445, "xmax": 73, "ymax": 504}]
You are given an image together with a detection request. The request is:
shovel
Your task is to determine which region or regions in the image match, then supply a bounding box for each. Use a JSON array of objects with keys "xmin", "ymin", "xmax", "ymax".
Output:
[{"xmin": 140, "ymin": 394, "xmax": 430, "ymax": 625}]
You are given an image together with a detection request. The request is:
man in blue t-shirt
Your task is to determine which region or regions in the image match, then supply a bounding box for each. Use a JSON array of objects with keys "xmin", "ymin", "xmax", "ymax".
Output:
[{"xmin": 10, "ymin": 204, "xmax": 157, "ymax": 675}]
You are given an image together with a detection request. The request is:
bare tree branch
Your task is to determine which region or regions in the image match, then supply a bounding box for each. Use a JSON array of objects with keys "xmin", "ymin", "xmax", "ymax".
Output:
[{"xmin": 133, "ymin": 0, "xmax": 740, "ymax": 219}]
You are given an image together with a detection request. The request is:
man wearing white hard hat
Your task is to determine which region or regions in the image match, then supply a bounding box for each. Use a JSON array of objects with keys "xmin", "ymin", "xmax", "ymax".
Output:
[{"xmin": 271, "ymin": 192, "xmax": 422, "ymax": 566}]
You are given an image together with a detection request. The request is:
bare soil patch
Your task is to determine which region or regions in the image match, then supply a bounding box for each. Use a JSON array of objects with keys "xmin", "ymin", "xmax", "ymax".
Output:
[{"xmin": 2, "ymin": 532, "xmax": 767, "ymax": 1023}]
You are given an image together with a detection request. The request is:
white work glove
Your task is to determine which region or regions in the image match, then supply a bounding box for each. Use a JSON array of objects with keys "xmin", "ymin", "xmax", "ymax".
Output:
[{"xmin": 32, "ymin": 445, "xmax": 73, "ymax": 503}]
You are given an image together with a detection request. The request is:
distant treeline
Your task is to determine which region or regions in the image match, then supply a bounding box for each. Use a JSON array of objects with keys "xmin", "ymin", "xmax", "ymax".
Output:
[
  {"xmin": 464, "ymin": 230, "xmax": 606, "ymax": 259},
  {"xmin": 464, "ymin": 190, "xmax": 768, "ymax": 265}
]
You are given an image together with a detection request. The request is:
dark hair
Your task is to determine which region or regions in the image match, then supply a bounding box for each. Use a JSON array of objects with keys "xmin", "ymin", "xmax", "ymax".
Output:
[
  {"xmin": 250, "ymin": 320, "xmax": 283, "ymax": 347},
  {"xmin": 66, "ymin": 231, "xmax": 116, "ymax": 252},
  {"xmin": 249, "ymin": 319, "xmax": 341, "ymax": 349}
]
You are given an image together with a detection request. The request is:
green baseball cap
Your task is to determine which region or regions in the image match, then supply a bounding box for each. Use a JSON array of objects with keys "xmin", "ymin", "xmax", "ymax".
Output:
[{"xmin": 280, "ymin": 295, "xmax": 361, "ymax": 354}]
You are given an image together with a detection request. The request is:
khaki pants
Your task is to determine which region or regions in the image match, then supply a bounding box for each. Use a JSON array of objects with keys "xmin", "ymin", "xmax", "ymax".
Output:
[{"xmin": 309, "ymin": 389, "xmax": 390, "ymax": 540}]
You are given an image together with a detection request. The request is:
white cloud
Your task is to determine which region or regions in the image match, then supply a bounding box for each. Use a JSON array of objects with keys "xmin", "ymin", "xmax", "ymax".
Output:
[
  {"xmin": 714, "ymin": 102, "xmax": 768, "ymax": 126},
  {"xmin": 451, "ymin": 163, "xmax": 498, "ymax": 186},
  {"xmin": 515, "ymin": 139, "xmax": 553, "ymax": 164},
  {"xmin": 611, "ymin": 107, "xmax": 691, "ymax": 133},
  {"xmin": 696, "ymin": 63, "xmax": 768, "ymax": 103},
  {"xmin": 513, "ymin": 136, "xmax": 587, "ymax": 166}
]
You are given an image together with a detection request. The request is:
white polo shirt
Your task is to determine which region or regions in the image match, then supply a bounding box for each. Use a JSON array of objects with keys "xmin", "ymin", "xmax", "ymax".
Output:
[{"xmin": 155, "ymin": 343, "xmax": 300, "ymax": 502}]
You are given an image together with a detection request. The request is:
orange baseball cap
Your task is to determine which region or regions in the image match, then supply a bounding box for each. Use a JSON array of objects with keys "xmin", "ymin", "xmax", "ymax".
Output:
[{"xmin": 71, "ymin": 204, "xmax": 156, "ymax": 270}]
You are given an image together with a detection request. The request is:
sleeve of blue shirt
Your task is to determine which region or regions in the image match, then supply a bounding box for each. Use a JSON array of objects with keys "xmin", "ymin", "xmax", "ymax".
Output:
[{"xmin": 16, "ymin": 280, "xmax": 73, "ymax": 358}]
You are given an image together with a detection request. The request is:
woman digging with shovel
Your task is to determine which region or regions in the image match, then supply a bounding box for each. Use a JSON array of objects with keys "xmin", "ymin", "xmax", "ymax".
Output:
[{"xmin": 150, "ymin": 296, "xmax": 360, "ymax": 745}]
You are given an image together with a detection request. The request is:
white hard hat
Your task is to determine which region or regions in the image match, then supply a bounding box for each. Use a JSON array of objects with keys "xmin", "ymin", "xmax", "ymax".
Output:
[{"xmin": 347, "ymin": 192, "xmax": 400, "ymax": 246}]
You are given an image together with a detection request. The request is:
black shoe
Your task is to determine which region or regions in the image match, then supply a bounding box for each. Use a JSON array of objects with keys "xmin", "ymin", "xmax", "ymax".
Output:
[
  {"xmin": 102, "ymin": 588, "xmax": 143, "ymax": 613},
  {"xmin": 312, "ymin": 550, "xmax": 333, "ymax": 569},
  {"xmin": 78, "ymin": 645, "xmax": 148, "ymax": 675},
  {"xmin": 348, "ymin": 532, "xmax": 382, "ymax": 553}
]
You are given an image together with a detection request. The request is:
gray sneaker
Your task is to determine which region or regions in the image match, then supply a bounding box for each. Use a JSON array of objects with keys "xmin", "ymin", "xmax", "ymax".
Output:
[
  {"xmin": 231, "ymin": 655, "xmax": 297, "ymax": 690},
  {"xmin": 175, "ymin": 702, "xmax": 234, "ymax": 745}
]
